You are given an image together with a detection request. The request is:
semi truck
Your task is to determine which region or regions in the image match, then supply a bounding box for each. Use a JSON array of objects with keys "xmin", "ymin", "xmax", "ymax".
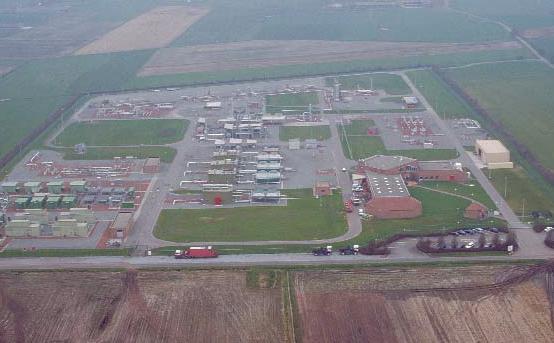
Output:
[{"xmin": 174, "ymin": 246, "xmax": 218, "ymax": 259}]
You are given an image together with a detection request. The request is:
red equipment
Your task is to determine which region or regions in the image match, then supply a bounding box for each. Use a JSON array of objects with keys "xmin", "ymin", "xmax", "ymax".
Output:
[
  {"xmin": 174, "ymin": 246, "xmax": 218, "ymax": 259},
  {"xmin": 344, "ymin": 200, "xmax": 353, "ymax": 213}
]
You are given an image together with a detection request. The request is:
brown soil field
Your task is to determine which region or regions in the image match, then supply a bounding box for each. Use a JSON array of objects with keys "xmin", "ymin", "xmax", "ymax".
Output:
[
  {"xmin": 0, "ymin": 270, "xmax": 287, "ymax": 343},
  {"xmin": 521, "ymin": 26, "xmax": 554, "ymax": 39},
  {"xmin": 294, "ymin": 264, "xmax": 554, "ymax": 343},
  {"xmin": 76, "ymin": 6, "xmax": 209, "ymax": 55},
  {"xmin": 138, "ymin": 40, "xmax": 522, "ymax": 76}
]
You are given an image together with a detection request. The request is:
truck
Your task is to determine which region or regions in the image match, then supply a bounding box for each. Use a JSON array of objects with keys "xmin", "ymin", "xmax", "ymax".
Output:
[
  {"xmin": 312, "ymin": 246, "xmax": 332, "ymax": 256},
  {"xmin": 174, "ymin": 246, "xmax": 218, "ymax": 259},
  {"xmin": 339, "ymin": 245, "xmax": 359, "ymax": 255}
]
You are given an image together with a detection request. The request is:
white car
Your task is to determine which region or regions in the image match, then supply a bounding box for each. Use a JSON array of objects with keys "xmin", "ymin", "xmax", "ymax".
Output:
[
  {"xmin": 341, "ymin": 167, "xmax": 347, "ymax": 172},
  {"xmin": 545, "ymin": 226, "xmax": 553, "ymax": 232},
  {"xmin": 464, "ymin": 241, "xmax": 475, "ymax": 249}
]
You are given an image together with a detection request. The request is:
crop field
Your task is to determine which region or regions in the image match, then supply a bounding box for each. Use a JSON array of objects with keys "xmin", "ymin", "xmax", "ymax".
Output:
[
  {"xmin": 0, "ymin": 0, "xmax": 164, "ymax": 59},
  {"xmin": 279, "ymin": 125, "xmax": 331, "ymax": 141},
  {"xmin": 139, "ymin": 40, "xmax": 522, "ymax": 76},
  {"xmin": 487, "ymin": 167, "xmax": 554, "ymax": 214},
  {"xmin": 54, "ymin": 119, "xmax": 188, "ymax": 147},
  {"xmin": 445, "ymin": 61, "xmax": 554, "ymax": 171},
  {"xmin": 338, "ymin": 120, "xmax": 458, "ymax": 160},
  {"xmin": 76, "ymin": 6, "xmax": 209, "ymax": 55},
  {"xmin": 0, "ymin": 270, "xmax": 288, "ymax": 342},
  {"xmin": 294, "ymin": 264, "xmax": 554, "ymax": 342},
  {"xmin": 327, "ymin": 73, "xmax": 411, "ymax": 95},
  {"xmin": 172, "ymin": 0, "xmax": 509, "ymax": 46},
  {"xmin": 154, "ymin": 189, "xmax": 347, "ymax": 242}
]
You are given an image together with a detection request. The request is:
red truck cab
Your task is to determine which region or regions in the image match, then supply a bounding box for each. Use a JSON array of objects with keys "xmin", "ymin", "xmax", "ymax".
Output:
[{"xmin": 174, "ymin": 246, "xmax": 218, "ymax": 259}]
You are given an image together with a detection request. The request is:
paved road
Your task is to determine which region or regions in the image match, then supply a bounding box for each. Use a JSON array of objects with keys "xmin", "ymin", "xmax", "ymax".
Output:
[{"xmin": 399, "ymin": 72, "xmax": 527, "ymax": 229}]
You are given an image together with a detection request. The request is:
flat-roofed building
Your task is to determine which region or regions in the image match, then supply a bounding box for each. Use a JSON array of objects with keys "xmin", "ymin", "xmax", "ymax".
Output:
[
  {"xmin": 363, "ymin": 173, "xmax": 422, "ymax": 219},
  {"xmin": 475, "ymin": 139, "xmax": 513, "ymax": 169}
]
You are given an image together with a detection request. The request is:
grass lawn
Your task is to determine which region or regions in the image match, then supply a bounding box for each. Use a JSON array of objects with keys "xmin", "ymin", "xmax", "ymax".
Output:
[
  {"xmin": 486, "ymin": 167, "xmax": 554, "ymax": 215},
  {"xmin": 58, "ymin": 146, "xmax": 177, "ymax": 163},
  {"xmin": 407, "ymin": 69, "xmax": 475, "ymax": 119},
  {"xmin": 419, "ymin": 181, "xmax": 496, "ymax": 209},
  {"xmin": 338, "ymin": 119, "xmax": 458, "ymax": 160},
  {"xmin": 445, "ymin": 61, "xmax": 554, "ymax": 170},
  {"xmin": 0, "ymin": 248, "xmax": 130, "ymax": 258},
  {"xmin": 326, "ymin": 73, "xmax": 411, "ymax": 95},
  {"xmin": 54, "ymin": 119, "xmax": 188, "ymax": 147},
  {"xmin": 266, "ymin": 92, "xmax": 319, "ymax": 113},
  {"xmin": 279, "ymin": 125, "xmax": 331, "ymax": 141},
  {"xmin": 153, "ymin": 189, "xmax": 347, "ymax": 242}
]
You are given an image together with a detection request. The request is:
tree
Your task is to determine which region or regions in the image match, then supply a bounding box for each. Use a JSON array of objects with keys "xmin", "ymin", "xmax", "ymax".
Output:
[
  {"xmin": 437, "ymin": 236, "xmax": 446, "ymax": 249},
  {"xmin": 492, "ymin": 233, "xmax": 501, "ymax": 249},
  {"xmin": 450, "ymin": 236, "xmax": 458, "ymax": 249},
  {"xmin": 505, "ymin": 231, "xmax": 517, "ymax": 247},
  {"xmin": 478, "ymin": 233, "xmax": 486, "ymax": 248}
]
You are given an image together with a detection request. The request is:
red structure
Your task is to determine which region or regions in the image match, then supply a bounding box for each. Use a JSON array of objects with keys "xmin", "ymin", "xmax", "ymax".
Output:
[
  {"xmin": 174, "ymin": 246, "xmax": 219, "ymax": 259},
  {"xmin": 365, "ymin": 196, "xmax": 422, "ymax": 219},
  {"xmin": 314, "ymin": 181, "xmax": 332, "ymax": 197},
  {"xmin": 464, "ymin": 203, "xmax": 488, "ymax": 220}
]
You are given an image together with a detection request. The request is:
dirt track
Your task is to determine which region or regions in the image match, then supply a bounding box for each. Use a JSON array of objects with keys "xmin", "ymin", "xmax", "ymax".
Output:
[
  {"xmin": 138, "ymin": 40, "xmax": 522, "ymax": 76},
  {"xmin": 0, "ymin": 270, "xmax": 286, "ymax": 343},
  {"xmin": 295, "ymin": 264, "xmax": 554, "ymax": 343},
  {"xmin": 76, "ymin": 6, "xmax": 209, "ymax": 55}
]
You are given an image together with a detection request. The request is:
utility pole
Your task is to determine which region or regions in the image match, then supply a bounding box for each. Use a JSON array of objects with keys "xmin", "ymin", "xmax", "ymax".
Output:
[
  {"xmin": 522, "ymin": 198, "xmax": 526, "ymax": 222},
  {"xmin": 504, "ymin": 175, "xmax": 507, "ymax": 198}
]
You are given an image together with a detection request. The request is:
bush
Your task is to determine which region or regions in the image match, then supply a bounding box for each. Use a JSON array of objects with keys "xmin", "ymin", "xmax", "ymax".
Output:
[{"xmin": 533, "ymin": 224, "xmax": 546, "ymax": 233}]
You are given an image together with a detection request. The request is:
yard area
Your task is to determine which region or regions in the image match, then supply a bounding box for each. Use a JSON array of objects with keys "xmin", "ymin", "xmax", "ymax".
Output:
[
  {"xmin": 59, "ymin": 146, "xmax": 177, "ymax": 163},
  {"xmin": 327, "ymin": 73, "xmax": 411, "ymax": 95},
  {"xmin": 279, "ymin": 125, "xmax": 331, "ymax": 141},
  {"xmin": 266, "ymin": 92, "xmax": 319, "ymax": 113},
  {"xmin": 419, "ymin": 181, "xmax": 496, "ymax": 209},
  {"xmin": 54, "ymin": 119, "xmax": 188, "ymax": 146},
  {"xmin": 486, "ymin": 167, "xmax": 554, "ymax": 215},
  {"xmin": 154, "ymin": 189, "xmax": 347, "ymax": 242},
  {"xmin": 338, "ymin": 119, "xmax": 457, "ymax": 160}
]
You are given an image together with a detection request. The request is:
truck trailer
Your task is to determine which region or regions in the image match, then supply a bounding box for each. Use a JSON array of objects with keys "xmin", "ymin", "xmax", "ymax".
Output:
[{"xmin": 174, "ymin": 246, "xmax": 218, "ymax": 259}]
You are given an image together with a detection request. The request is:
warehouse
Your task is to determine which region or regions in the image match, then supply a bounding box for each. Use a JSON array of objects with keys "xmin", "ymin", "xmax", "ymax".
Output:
[
  {"xmin": 475, "ymin": 139, "xmax": 513, "ymax": 169},
  {"xmin": 362, "ymin": 173, "xmax": 422, "ymax": 219},
  {"xmin": 416, "ymin": 161, "xmax": 468, "ymax": 182}
]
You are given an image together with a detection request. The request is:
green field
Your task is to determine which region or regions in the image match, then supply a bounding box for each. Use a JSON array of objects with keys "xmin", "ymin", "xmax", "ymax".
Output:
[
  {"xmin": 451, "ymin": 0, "xmax": 554, "ymax": 30},
  {"xmin": 445, "ymin": 61, "xmax": 554, "ymax": 170},
  {"xmin": 58, "ymin": 146, "xmax": 177, "ymax": 163},
  {"xmin": 0, "ymin": 248, "xmax": 130, "ymax": 258},
  {"xmin": 339, "ymin": 119, "xmax": 458, "ymax": 160},
  {"xmin": 407, "ymin": 69, "xmax": 476, "ymax": 119},
  {"xmin": 529, "ymin": 37, "xmax": 554, "ymax": 63},
  {"xmin": 0, "ymin": 50, "xmax": 153, "ymax": 158},
  {"xmin": 173, "ymin": 0, "xmax": 509, "ymax": 45},
  {"xmin": 486, "ymin": 167, "xmax": 554, "ymax": 215},
  {"xmin": 153, "ymin": 189, "xmax": 347, "ymax": 242},
  {"xmin": 266, "ymin": 92, "xmax": 319, "ymax": 113},
  {"xmin": 420, "ymin": 181, "xmax": 496, "ymax": 209},
  {"xmin": 54, "ymin": 119, "xmax": 188, "ymax": 147},
  {"xmin": 326, "ymin": 73, "xmax": 411, "ymax": 95},
  {"xmin": 279, "ymin": 125, "xmax": 331, "ymax": 141}
]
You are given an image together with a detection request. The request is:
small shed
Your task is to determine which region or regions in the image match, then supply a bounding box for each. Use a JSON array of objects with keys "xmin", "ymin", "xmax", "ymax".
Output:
[
  {"xmin": 23, "ymin": 181, "xmax": 42, "ymax": 193},
  {"xmin": 47, "ymin": 181, "xmax": 64, "ymax": 194},
  {"xmin": 69, "ymin": 180, "xmax": 87, "ymax": 193},
  {"xmin": 464, "ymin": 203, "xmax": 487, "ymax": 220},
  {"xmin": 1, "ymin": 181, "xmax": 19, "ymax": 193},
  {"xmin": 314, "ymin": 181, "xmax": 332, "ymax": 197}
]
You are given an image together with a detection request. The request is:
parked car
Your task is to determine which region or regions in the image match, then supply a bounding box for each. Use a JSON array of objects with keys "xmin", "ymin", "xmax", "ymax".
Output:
[{"xmin": 464, "ymin": 241, "xmax": 475, "ymax": 249}]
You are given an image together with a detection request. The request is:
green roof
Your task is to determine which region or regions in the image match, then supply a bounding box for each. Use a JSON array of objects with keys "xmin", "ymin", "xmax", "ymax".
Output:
[
  {"xmin": 1, "ymin": 181, "xmax": 18, "ymax": 187},
  {"xmin": 47, "ymin": 181, "xmax": 64, "ymax": 186},
  {"xmin": 69, "ymin": 181, "xmax": 87, "ymax": 186},
  {"xmin": 31, "ymin": 196, "xmax": 45, "ymax": 201},
  {"xmin": 24, "ymin": 181, "xmax": 41, "ymax": 187},
  {"xmin": 62, "ymin": 196, "xmax": 76, "ymax": 201},
  {"xmin": 15, "ymin": 197, "xmax": 29, "ymax": 203},
  {"xmin": 47, "ymin": 196, "xmax": 61, "ymax": 202}
]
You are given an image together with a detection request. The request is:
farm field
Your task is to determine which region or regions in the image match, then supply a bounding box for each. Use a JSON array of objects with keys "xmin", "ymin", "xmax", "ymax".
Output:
[
  {"xmin": 54, "ymin": 119, "xmax": 188, "ymax": 147},
  {"xmin": 139, "ymin": 40, "xmax": 522, "ymax": 76},
  {"xmin": 487, "ymin": 167, "xmax": 554, "ymax": 215},
  {"xmin": 154, "ymin": 189, "xmax": 347, "ymax": 242},
  {"xmin": 338, "ymin": 120, "xmax": 457, "ymax": 160},
  {"xmin": 279, "ymin": 125, "xmax": 331, "ymax": 141},
  {"xmin": 172, "ymin": 0, "xmax": 509, "ymax": 45},
  {"xmin": 58, "ymin": 146, "xmax": 177, "ymax": 163},
  {"xmin": 0, "ymin": 270, "xmax": 288, "ymax": 342},
  {"xmin": 76, "ymin": 6, "xmax": 209, "ymax": 55},
  {"xmin": 294, "ymin": 264, "xmax": 554, "ymax": 343},
  {"xmin": 327, "ymin": 73, "xmax": 410, "ymax": 95},
  {"xmin": 0, "ymin": 50, "xmax": 152, "ymax": 159},
  {"xmin": 444, "ymin": 61, "xmax": 554, "ymax": 171},
  {"xmin": 128, "ymin": 48, "xmax": 530, "ymax": 90},
  {"xmin": 529, "ymin": 36, "xmax": 554, "ymax": 63}
]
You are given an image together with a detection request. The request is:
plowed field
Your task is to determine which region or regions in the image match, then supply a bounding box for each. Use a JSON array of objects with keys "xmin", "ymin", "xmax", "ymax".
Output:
[
  {"xmin": 0, "ymin": 270, "xmax": 286, "ymax": 343},
  {"xmin": 139, "ymin": 40, "xmax": 522, "ymax": 76},
  {"xmin": 294, "ymin": 265, "xmax": 554, "ymax": 343}
]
